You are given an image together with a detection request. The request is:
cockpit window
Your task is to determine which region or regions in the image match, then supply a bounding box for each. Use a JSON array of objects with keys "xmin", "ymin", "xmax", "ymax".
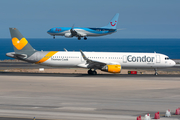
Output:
[{"xmin": 165, "ymin": 57, "xmax": 169, "ymax": 60}]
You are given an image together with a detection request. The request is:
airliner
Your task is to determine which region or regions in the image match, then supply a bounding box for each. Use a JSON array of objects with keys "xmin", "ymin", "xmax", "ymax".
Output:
[
  {"xmin": 7, "ymin": 28, "xmax": 176, "ymax": 75},
  {"xmin": 47, "ymin": 13, "xmax": 119, "ymax": 40}
]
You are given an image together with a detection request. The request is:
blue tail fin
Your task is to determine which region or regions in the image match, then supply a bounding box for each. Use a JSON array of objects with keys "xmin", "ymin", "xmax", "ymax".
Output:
[{"xmin": 101, "ymin": 13, "xmax": 119, "ymax": 29}]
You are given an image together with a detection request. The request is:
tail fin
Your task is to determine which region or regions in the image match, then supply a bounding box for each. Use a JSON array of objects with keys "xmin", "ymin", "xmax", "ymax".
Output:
[
  {"xmin": 101, "ymin": 13, "xmax": 119, "ymax": 29},
  {"xmin": 9, "ymin": 28, "xmax": 36, "ymax": 57}
]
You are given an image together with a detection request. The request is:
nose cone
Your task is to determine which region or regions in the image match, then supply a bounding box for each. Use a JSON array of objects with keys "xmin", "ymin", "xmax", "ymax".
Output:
[
  {"xmin": 172, "ymin": 60, "xmax": 176, "ymax": 66},
  {"xmin": 47, "ymin": 29, "xmax": 51, "ymax": 34},
  {"xmin": 169, "ymin": 60, "xmax": 176, "ymax": 66},
  {"xmin": 47, "ymin": 28, "xmax": 53, "ymax": 34}
]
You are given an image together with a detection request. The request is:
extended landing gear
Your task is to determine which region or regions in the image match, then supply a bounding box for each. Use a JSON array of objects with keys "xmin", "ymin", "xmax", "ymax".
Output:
[
  {"xmin": 77, "ymin": 37, "xmax": 87, "ymax": 40},
  {"xmin": 88, "ymin": 69, "xmax": 97, "ymax": 75},
  {"xmin": 154, "ymin": 68, "xmax": 158, "ymax": 76},
  {"xmin": 53, "ymin": 36, "xmax": 55, "ymax": 39},
  {"xmin": 78, "ymin": 37, "xmax": 81, "ymax": 40},
  {"xmin": 84, "ymin": 37, "xmax": 87, "ymax": 40}
]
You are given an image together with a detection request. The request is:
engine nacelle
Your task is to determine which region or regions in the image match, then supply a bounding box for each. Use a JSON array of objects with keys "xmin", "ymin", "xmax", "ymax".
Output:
[
  {"xmin": 64, "ymin": 33, "xmax": 73, "ymax": 38},
  {"xmin": 101, "ymin": 65, "xmax": 121, "ymax": 73}
]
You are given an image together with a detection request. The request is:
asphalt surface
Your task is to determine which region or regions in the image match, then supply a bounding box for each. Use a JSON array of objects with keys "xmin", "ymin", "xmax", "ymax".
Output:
[
  {"xmin": 0, "ymin": 75, "xmax": 180, "ymax": 120},
  {"xmin": 1, "ymin": 71, "xmax": 180, "ymax": 78},
  {"xmin": 0, "ymin": 117, "xmax": 43, "ymax": 120},
  {"xmin": 0, "ymin": 61, "xmax": 180, "ymax": 120}
]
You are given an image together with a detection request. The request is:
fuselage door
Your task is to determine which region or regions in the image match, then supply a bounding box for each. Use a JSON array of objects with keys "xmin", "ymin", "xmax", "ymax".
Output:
[
  {"xmin": 156, "ymin": 55, "xmax": 160, "ymax": 63},
  {"xmin": 123, "ymin": 55, "xmax": 127, "ymax": 63}
]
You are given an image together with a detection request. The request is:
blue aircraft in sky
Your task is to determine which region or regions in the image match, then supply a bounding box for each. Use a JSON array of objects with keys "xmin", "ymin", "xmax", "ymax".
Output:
[{"xmin": 47, "ymin": 13, "xmax": 119, "ymax": 40}]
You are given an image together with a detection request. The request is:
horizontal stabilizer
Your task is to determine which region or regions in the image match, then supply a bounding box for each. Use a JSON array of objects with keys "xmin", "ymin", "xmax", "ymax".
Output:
[{"xmin": 6, "ymin": 52, "xmax": 27, "ymax": 59}]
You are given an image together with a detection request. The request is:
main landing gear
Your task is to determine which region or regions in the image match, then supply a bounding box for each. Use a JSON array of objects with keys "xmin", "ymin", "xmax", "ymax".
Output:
[
  {"xmin": 84, "ymin": 37, "xmax": 87, "ymax": 40},
  {"xmin": 77, "ymin": 37, "xmax": 87, "ymax": 40},
  {"xmin": 154, "ymin": 68, "xmax": 158, "ymax": 75},
  {"xmin": 88, "ymin": 69, "xmax": 97, "ymax": 75},
  {"xmin": 78, "ymin": 37, "xmax": 81, "ymax": 40}
]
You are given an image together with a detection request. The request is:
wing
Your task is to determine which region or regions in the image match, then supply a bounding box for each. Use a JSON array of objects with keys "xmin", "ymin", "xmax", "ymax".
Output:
[
  {"xmin": 69, "ymin": 25, "xmax": 87, "ymax": 37},
  {"xmin": 71, "ymin": 30, "xmax": 87, "ymax": 37},
  {"xmin": 70, "ymin": 25, "xmax": 78, "ymax": 36},
  {"xmin": 79, "ymin": 50, "xmax": 106, "ymax": 69}
]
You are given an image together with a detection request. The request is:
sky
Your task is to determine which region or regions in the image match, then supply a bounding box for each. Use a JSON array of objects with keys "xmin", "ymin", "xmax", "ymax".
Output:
[{"xmin": 0, "ymin": 0, "xmax": 180, "ymax": 38}]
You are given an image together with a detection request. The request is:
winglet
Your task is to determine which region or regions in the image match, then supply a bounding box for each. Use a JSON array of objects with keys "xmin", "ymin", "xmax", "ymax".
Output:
[
  {"xmin": 80, "ymin": 50, "xmax": 87, "ymax": 60},
  {"xmin": 64, "ymin": 48, "xmax": 68, "ymax": 52}
]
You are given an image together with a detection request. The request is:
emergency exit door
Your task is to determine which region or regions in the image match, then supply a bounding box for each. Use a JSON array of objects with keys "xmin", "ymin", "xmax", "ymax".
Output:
[{"xmin": 156, "ymin": 55, "xmax": 160, "ymax": 63}]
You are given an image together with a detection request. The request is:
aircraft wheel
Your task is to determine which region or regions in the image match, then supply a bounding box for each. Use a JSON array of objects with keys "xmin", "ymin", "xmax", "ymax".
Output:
[
  {"xmin": 88, "ymin": 70, "xmax": 92, "ymax": 75},
  {"xmin": 154, "ymin": 68, "xmax": 158, "ymax": 76},
  {"xmin": 88, "ymin": 70, "xmax": 97, "ymax": 75},
  {"xmin": 53, "ymin": 36, "xmax": 55, "ymax": 39},
  {"xmin": 78, "ymin": 37, "xmax": 81, "ymax": 40},
  {"xmin": 92, "ymin": 71, "xmax": 97, "ymax": 75},
  {"xmin": 155, "ymin": 72, "xmax": 158, "ymax": 76},
  {"xmin": 84, "ymin": 37, "xmax": 87, "ymax": 40}
]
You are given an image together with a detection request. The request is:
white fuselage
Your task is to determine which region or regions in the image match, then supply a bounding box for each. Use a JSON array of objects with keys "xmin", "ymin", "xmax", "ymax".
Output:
[{"xmin": 37, "ymin": 51, "xmax": 175, "ymax": 69}]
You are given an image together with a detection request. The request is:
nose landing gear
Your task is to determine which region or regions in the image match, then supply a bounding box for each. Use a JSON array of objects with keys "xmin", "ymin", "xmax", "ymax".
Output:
[
  {"xmin": 53, "ymin": 36, "xmax": 55, "ymax": 39},
  {"xmin": 154, "ymin": 68, "xmax": 158, "ymax": 75}
]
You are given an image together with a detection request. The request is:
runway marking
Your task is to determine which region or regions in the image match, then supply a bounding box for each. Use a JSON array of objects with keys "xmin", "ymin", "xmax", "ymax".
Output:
[
  {"xmin": 55, "ymin": 107, "xmax": 96, "ymax": 111},
  {"xmin": 0, "ymin": 109, "xmax": 136, "ymax": 120},
  {"xmin": 31, "ymin": 107, "xmax": 40, "ymax": 109}
]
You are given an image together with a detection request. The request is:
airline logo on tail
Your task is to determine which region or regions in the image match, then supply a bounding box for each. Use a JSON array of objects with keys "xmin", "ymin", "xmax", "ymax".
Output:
[
  {"xmin": 12, "ymin": 37, "xmax": 28, "ymax": 50},
  {"xmin": 110, "ymin": 21, "xmax": 117, "ymax": 26}
]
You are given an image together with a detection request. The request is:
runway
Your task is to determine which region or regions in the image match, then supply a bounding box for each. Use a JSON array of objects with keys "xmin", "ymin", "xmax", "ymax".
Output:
[
  {"xmin": 1, "ymin": 71, "xmax": 180, "ymax": 78},
  {"xmin": 0, "ymin": 73, "xmax": 180, "ymax": 120}
]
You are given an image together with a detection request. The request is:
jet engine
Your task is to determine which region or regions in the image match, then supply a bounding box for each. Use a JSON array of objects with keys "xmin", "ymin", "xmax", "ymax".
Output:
[
  {"xmin": 64, "ymin": 33, "xmax": 73, "ymax": 38},
  {"xmin": 101, "ymin": 64, "xmax": 121, "ymax": 73}
]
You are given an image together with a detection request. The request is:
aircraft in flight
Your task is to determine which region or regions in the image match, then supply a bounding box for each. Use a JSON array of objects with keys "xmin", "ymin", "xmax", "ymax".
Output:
[
  {"xmin": 7, "ymin": 28, "xmax": 176, "ymax": 75},
  {"xmin": 47, "ymin": 13, "xmax": 119, "ymax": 40}
]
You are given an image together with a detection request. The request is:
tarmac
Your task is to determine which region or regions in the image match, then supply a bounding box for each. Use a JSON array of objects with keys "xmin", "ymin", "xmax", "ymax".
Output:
[{"xmin": 0, "ymin": 61, "xmax": 180, "ymax": 120}]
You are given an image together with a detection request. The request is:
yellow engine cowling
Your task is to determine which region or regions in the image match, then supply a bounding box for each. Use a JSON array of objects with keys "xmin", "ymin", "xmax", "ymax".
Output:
[{"xmin": 101, "ymin": 65, "xmax": 121, "ymax": 73}]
